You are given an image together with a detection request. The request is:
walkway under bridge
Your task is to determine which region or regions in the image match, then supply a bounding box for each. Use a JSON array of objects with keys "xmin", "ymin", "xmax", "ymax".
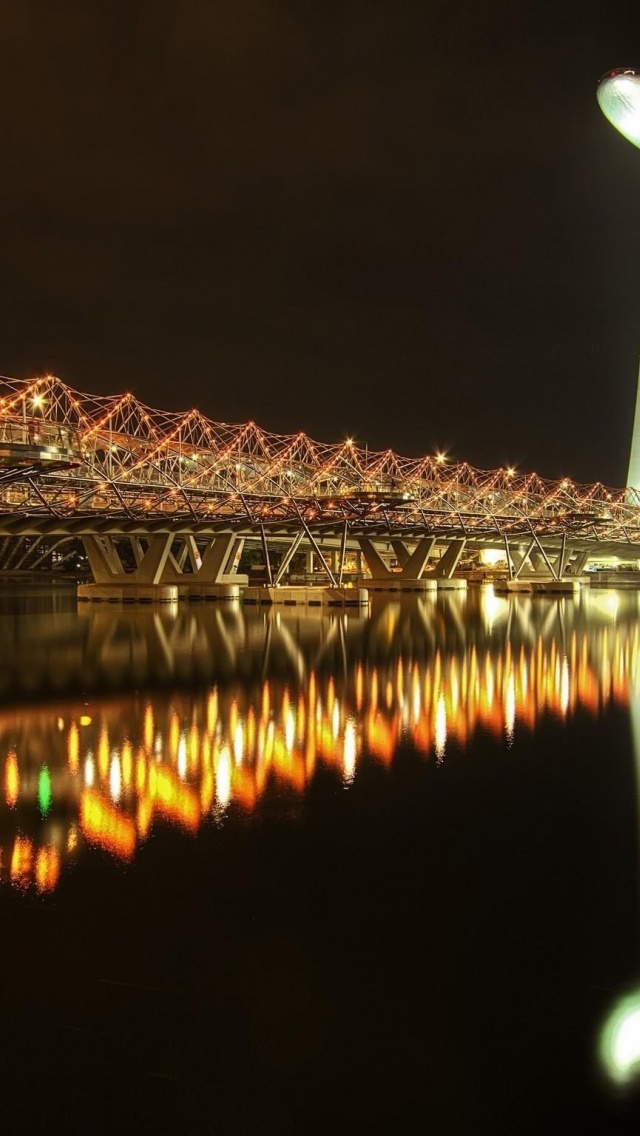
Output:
[{"xmin": 0, "ymin": 373, "xmax": 638, "ymax": 597}]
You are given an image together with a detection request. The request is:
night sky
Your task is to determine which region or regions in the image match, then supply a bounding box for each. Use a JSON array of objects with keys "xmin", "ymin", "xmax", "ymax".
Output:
[{"xmin": 3, "ymin": 2, "xmax": 640, "ymax": 485}]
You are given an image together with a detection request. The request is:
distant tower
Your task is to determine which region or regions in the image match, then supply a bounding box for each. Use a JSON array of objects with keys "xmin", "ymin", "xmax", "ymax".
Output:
[
  {"xmin": 629, "ymin": 361, "xmax": 640, "ymax": 490},
  {"xmin": 597, "ymin": 70, "xmax": 640, "ymax": 488}
]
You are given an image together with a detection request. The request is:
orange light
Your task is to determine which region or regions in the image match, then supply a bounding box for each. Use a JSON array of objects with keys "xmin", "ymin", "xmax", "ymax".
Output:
[
  {"xmin": 80, "ymin": 789, "xmax": 136, "ymax": 860},
  {"xmin": 11, "ymin": 836, "xmax": 33, "ymax": 887},
  {"xmin": 35, "ymin": 846, "xmax": 60, "ymax": 893},
  {"xmin": 5, "ymin": 751, "xmax": 18, "ymax": 807},
  {"xmin": 98, "ymin": 729, "xmax": 109, "ymax": 780},
  {"xmin": 121, "ymin": 740, "xmax": 133, "ymax": 787},
  {"xmin": 68, "ymin": 722, "xmax": 80, "ymax": 772},
  {"xmin": 149, "ymin": 765, "xmax": 200, "ymax": 832}
]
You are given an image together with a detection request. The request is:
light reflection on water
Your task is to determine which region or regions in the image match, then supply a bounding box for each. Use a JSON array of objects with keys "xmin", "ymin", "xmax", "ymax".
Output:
[{"xmin": 0, "ymin": 585, "xmax": 639, "ymax": 896}]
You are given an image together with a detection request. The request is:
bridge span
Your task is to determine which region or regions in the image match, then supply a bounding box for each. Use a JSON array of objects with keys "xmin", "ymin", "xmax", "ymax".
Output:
[{"xmin": 0, "ymin": 373, "xmax": 638, "ymax": 598}]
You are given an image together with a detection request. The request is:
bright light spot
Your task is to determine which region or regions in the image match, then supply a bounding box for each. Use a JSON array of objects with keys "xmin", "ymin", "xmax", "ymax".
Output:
[
  {"xmin": 435, "ymin": 692, "xmax": 447, "ymax": 761},
  {"xmin": 216, "ymin": 747, "xmax": 232, "ymax": 808},
  {"xmin": 5, "ymin": 751, "xmax": 19, "ymax": 807},
  {"xmin": 590, "ymin": 591, "xmax": 619, "ymax": 621},
  {"xmin": 506, "ymin": 466, "xmax": 515, "ymax": 477},
  {"xmin": 84, "ymin": 755, "xmax": 95, "ymax": 787},
  {"xmin": 482, "ymin": 584, "xmax": 504, "ymax": 632},
  {"xmin": 597, "ymin": 70, "xmax": 640, "ymax": 150},
  {"xmin": 560, "ymin": 657, "xmax": 570, "ymax": 716},
  {"xmin": 177, "ymin": 734, "xmax": 187, "ymax": 778},
  {"xmin": 284, "ymin": 711, "xmax": 295, "ymax": 752},
  {"xmin": 234, "ymin": 722, "xmax": 244, "ymax": 765},
  {"xmin": 343, "ymin": 718, "xmax": 357, "ymax": 783},
  {"xmin": 68, "ymin": 722, "xmax": 80, "ymax": 772},
  {"xmin": 480, "ymin": 548, "xmax": 504, "ymax": 567},
  {"xmin": 332, "ymin": 700, "xmax": 340, "ymax": 739},
  {"xmin": 504, "ymin": 671, "xmax": 515, "ymax": 743},
  {"xmin": 436, "ymin": 452, "xmax": 446, "ymax": 464},
  {"xmin": 79, "ymin": 714, "xmax": 92, "ymax": 726},
  {"xmin": 32, "ymin": 393, "xmax": 44, "ymax": 408},
  {"xmin": 600, "ymin": 990, "xmax": 640, "ymax": 1084},
  {"xmin": 109, "ymin": 755, "xmax": 121, "ymax": 802}
]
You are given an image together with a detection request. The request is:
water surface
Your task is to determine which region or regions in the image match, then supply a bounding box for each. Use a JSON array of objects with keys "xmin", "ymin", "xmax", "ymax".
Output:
[{"xmin": 0, "ymin": 586, "xmax": 639, "ymax": 1132}]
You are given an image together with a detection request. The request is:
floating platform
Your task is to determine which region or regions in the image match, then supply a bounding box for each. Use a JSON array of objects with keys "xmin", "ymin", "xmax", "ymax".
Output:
[
  {"xmin": 494, "ymin": 578, "xmax": 582, "ymax": 596},
  {"xmin": 587, "ymin": 571, "xmax": 640, "ymax": 589},
  {"xmin": 78, "ymin": 582, "xmax": 179, "ymax": 604},
  {"xmin": 243, "ymin": 585, "xmax": 369, "ymax": 607},
  {"xmin": 363, "ymin": 577, "xmax": 467, "ymax": 594},
  {"xmin": 179, "ymin": 583, "xmax": 241, "ymax": 601},
  {"xmin": 365, "ymin": 578, "xmax": 438, "ymax": 595}
]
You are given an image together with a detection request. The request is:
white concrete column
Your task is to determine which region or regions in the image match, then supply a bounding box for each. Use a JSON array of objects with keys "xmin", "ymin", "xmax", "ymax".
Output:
[
  {"xmin": 357, "ymin": 538, "xmax": 392, "ymax": 579},
  {"xmin": 82, "ymin": 535, "xmax": 124, "ymax": 583}
]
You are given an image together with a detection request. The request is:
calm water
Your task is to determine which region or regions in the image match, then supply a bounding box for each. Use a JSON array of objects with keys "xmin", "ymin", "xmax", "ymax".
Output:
[{"xmin": 1, "ymin": 585, "xmax": 640, "ymax": 1132}]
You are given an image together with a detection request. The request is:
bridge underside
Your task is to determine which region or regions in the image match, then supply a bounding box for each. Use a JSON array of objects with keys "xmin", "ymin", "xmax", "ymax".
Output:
[{"xmin": 1, "ymin": 518, "xmax": 637, "ymax": 594}]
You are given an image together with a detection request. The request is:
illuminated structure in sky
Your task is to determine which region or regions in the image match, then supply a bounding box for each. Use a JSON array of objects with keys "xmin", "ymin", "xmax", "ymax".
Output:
[
  {"xmin": 597, "ymin": 69, "xmax": 640, "ymax": 490},
  {"xmin": 595, "ymin": 69, "xmax": 640, "ymax": 1084}
]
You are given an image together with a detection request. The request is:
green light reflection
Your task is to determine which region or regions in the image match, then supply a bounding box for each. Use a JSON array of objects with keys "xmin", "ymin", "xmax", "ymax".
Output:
[{"xmin": 37, "ymin": 765, "xmax": 52, "ymax": 816}]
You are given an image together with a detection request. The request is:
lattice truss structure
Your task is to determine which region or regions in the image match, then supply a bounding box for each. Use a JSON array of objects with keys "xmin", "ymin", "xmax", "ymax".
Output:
[{"xmin": 0, "ymin": 374, "xmax": 638, "ymax": 549}]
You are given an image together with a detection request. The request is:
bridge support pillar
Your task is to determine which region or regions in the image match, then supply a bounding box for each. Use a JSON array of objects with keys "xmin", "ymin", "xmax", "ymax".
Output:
[
  {"xmin": 428, "ymin": 538, "xmax": 467, "ymax": 582},
  {"xmin": 79, "ymin": 533, "xmax": 248, "ymax": 603},
  {"xmin": 162, "ymin": 534, "xmax": 248, "ymax": 599},
  {"xmin": 357, "ymin": 537, "xmax": 439, "ymax": 593},
  {"xmin": 565, "ymin": 550, "xmax": 590, "ymax": 576},
  {"xmin": 496, "ymin": 536, "xmax": 583, "ymax": 594}
]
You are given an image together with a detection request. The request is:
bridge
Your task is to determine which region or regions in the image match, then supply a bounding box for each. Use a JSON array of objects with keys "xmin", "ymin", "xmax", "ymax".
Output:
[{"xmin": 0, "ymin": 373, "xmax": 638, "ymax": 599}]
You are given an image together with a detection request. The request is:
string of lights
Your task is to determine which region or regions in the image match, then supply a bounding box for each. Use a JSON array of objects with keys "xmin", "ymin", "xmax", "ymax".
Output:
[{"xmin": 0, "ymin": 373, "xmax": 637, "ymax": 546}]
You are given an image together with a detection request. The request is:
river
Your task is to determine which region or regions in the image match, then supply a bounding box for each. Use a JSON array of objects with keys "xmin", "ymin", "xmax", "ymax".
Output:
[{"xmin": 0, "ymin": 585, "xmax": 638, "ymax": 1132}]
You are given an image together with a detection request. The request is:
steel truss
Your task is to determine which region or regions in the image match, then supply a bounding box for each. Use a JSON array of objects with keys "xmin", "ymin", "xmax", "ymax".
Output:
[{"xmin": 0, "ymin": 373, "xmax": 638, "ymax": 557}]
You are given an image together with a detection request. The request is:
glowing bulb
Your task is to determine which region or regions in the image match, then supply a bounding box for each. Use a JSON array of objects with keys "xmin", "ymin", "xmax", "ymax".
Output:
[
  {"xmin": 597, "ymin": 69, "xmax": 640, "ymax": 150},
  {"xmin": 600, "ymin": 990, "xmax": 640, "ymax": 1084}
]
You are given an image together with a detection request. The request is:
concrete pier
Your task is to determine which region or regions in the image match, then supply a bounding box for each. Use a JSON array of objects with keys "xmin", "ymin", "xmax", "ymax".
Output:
[
  {"xmin": 436, "ymin": 577, "xmax": 467, "ymax": 591},
  {"xmin": 243, "ymin": 585, "xmax": 369, "ymax": 607}
]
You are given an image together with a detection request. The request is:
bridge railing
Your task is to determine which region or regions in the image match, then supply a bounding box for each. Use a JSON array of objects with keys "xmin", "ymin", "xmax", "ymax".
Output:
[{"xmin": 0, "ymin": 417, "xmax": 81, "ymax": 456}]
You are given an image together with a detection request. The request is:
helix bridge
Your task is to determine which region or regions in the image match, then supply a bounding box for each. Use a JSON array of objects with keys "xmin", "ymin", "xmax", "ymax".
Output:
[{"xmin": 0, "ymin": 374, "xmax": 638, "ymax": 590}]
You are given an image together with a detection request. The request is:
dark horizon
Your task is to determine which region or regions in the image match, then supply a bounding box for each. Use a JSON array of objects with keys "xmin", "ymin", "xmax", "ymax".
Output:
[{"xmin": 3, "ymin": 2, "xmax": 640, "ymax": 485}]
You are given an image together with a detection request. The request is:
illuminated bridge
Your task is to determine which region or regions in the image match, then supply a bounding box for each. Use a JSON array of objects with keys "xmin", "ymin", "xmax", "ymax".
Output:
[{"xmin": 0, "ymin": 373, "xmax": 638, "ymax": 596}]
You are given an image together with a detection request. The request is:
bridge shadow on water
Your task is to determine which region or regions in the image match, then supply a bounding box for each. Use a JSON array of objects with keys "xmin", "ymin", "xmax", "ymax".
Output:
[{"xmin": 0, "ymin": 586, "xmax": 639, "ymax": 1132}]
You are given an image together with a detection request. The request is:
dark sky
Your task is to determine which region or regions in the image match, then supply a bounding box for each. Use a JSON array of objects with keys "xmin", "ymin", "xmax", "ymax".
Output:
[{"xmin": 3, "ymin": 1, "xmax": 640, "ymax": 484}]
